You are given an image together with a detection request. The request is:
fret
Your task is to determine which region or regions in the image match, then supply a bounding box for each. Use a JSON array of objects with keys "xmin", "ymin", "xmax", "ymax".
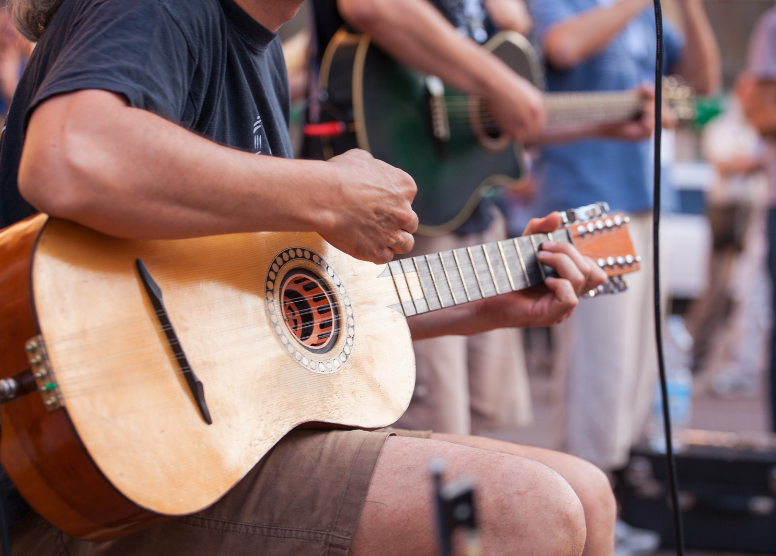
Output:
[
  {"xmin": 513, "ymin": 237, "xmax": 530, "ymax": 286},
  {"xmin": 482, "ymin": 245, "xmax": 500, "ymax": 294},
  {"xmin": 423, "ymin": 255, "xmax": 446, "ymax": 308},
  {"xmin": 467, "ymin": 245, "xmax": 498, "ymax": 297},
  {"xmin": 451, "ymin": 250, "xmax": 472, "ymax": 301},
  {"xmin": 529, "ymin": 235, "xmax": 546, "ymax": 281},
  {"xmin": 516, "ymin": 236, "xmax": 544, "ymax": 286},
  {"xmin": 413, "ymin": 256, "xmax": 442, "ymax": 311},
  {"xmin": 400, "ymin": 258, "xmax": 429, "ymax": 314},
  {"xmin": 483, "ymin": 242, "xmax": 512, "ymax": 294},
  {"xmin": 387, "ymin": 260, "xmax": 413, "ymax": 316},
  {"xmin": 438, "ymin": 252, "xmax": 460, "ymax": 305},
  {"xmin": 497, "ymin": 241, "xmax": 517, "ymax": 291},
  {"xmin": 454, "ymin": 248, "xmax": 484, "ymax": 301},
  {"xmin": 466, "ymin": 247, "xmax": 489, "ymax": 298}
]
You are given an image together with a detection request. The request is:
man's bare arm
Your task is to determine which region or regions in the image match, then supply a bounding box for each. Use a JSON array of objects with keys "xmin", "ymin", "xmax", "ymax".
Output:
[
  {"xmin": 20, "ymin": 90, "xmax": 418, "ymax": 263},
  {"xmin": 336, "ymin": 0, "xmax": 544, "ymax": 142},
  {"xmin": 484, "ymin": 0, "xmax": 532, "ymax": 35},
  {"xmin": 669, "ymin": 0, "xmax": 721, "ymax": 94},
  {"xmin": 542, "ymin": 0, "xmax": 650, "ymax": 70}
]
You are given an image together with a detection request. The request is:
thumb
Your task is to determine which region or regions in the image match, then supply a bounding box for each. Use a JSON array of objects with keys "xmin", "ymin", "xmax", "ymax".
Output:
[{"xmin": 522, "ymin": 212, "xmax": 562, "ymax": 236}]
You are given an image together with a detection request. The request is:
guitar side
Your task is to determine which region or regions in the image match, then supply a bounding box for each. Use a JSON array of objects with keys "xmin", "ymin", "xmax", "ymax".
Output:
[
  {"xmin": 320, "ymin": 30, "xmax": 543, "ymax": 236},
  {"xmin": 0, "ymin": 217, "xmax": 415, "ymax": 540},
  {"xmin": 0, "ymin": 214, "xmax": 160, "ymax": 540}
]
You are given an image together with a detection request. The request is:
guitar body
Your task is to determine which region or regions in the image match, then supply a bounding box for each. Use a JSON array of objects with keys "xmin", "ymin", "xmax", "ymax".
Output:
[
  {"xmin": 0, "ymin": 215, "xmax": 415, "ymax": 540},
  {"xmin": 319, "ymin": 30, "xmax": 545, "ymax": 236}
]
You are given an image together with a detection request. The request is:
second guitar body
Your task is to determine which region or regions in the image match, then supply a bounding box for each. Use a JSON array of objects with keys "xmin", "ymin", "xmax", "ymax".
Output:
[
  {"xmin": 318, "ymin": 30, "xmax": 541, "ymax": 236},
  {"xmin": 316, "ymin": 30, "xmax": 645, "ymax": 236}
]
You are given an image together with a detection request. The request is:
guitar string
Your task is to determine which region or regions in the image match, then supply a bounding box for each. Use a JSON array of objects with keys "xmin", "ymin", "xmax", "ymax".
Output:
[
  {"xmin": 34, "ymin": 252, "xmax": 547, "ymax": 390},
  {"xmin": 41, "ymin": 264, "xmax": 624, "ymax": 401},
  {"xmin": 37, "ymin": 234, "xmax": 619, "ymax": 353},
  {"xmin": 36, "ymin": 234, "xmax": 614, "ymax": 355},
  {"xmin": 33, "ymin": 240, "xmax": 622, "ymax": 392}
]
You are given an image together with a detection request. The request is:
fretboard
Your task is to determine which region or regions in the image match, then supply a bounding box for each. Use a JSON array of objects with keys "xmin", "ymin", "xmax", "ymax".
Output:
[
  {"xmin": 544, "ymin": 90, "xmax": 643, "ymax": 129},
  {"xmin": 384, "ymin": 229, "xmax": 573, "ymax": 317}
]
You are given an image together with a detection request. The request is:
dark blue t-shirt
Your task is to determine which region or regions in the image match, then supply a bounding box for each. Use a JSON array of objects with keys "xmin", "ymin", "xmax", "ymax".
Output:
[
  {"xmin": 0, "ymin": 0, "xmax": 292, "ymax": 524},
  {"xmin": 0, "ymin": 0, "xmax": 292, "ymax": 229}
]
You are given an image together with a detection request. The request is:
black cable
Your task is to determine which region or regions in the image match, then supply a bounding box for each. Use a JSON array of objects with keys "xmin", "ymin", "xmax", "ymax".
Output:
[{"xmin": 651, "ymin": 0, "xmax": 685, "ymax": 554}]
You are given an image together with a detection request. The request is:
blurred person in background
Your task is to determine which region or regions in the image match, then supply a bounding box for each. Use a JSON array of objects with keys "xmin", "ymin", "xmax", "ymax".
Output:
[
  {"xmin": 527, "ymin": 0, "xmax": 720, "ymax": 552},
  {"xmin": 0, "ymin": 0, "xmax": 30, "ymax": 117},
  {"xmin": 741, "ymin": 6, "xmax": 776, "ymax": 432},
  {"xmin": 686, "ymin": 74, "xmax": 770, "ymax": 396}
]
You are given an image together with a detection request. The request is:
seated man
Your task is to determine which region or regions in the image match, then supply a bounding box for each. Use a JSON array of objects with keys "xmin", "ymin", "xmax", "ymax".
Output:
[{"xmin": 2, "ymin": 0, "xmax": 612, "ymax": 554}]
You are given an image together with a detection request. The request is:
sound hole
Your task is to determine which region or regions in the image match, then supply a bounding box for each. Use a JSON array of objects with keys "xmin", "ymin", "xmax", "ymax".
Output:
[
  {"xmin": 280, "ymin": 269, "xmax": 339, "ymax": 353},
  {"xmin": 469, "ymin": 97, "xmax": 510, "ymax": 152}
]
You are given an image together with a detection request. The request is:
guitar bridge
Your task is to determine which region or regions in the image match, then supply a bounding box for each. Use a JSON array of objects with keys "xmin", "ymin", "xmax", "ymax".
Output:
[{"xmin": 25, "ymin": 335, "xmax": 64, "ymax": 411}]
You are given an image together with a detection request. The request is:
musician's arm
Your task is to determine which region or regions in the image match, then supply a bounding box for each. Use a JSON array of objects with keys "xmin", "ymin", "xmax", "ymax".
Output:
[
  {"xmin": 336, "ymin": 0, "xmax": 544, "ymax": 142},
  {"xmin": 540, "ymin": 0, "xmax": 650, "ymax": 70},
  {"xmin": 484, "ymin": 0, "xmax": 532, "ymax": 35},
  {"xmin": 19, "ymin": 89, "xmax": 418, "ymax": 264},
  {"xmin": 668, "ymin": 0, "xmax": 721, "ymax": 95},
  {"xmin": 407, "ymin": 213, "xmax": 607, "ymax": 339}
]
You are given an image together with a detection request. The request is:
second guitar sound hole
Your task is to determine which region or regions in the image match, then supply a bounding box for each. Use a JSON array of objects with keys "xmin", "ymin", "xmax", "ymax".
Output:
[{"xmin": 280, "ymin": 269, "xmax": 339, "ymax": 354}]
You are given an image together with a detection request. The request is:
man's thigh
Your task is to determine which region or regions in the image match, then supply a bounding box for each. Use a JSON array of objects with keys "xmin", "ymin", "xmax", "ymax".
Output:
[{"xmin": 11, "ymin": 429, "xmax": 394, "ymax": 556}]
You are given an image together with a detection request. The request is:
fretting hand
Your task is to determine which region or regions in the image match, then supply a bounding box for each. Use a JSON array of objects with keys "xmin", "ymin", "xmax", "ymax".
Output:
[{"xmin": 407, "ymin": 212, "xmax": 607, "ymax": 340}]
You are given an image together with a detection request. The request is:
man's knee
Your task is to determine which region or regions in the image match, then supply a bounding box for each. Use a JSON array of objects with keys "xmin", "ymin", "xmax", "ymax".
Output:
[
  {"xmin": 567, "ymin": 455, "xmax": 617, "ymax": 524},
  {"xmin": 487, "ymin": 458, "xmax": 586, "ymax": 556}
]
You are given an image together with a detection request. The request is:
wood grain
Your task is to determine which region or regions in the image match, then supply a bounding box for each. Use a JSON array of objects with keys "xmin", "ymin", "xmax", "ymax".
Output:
[
  {"xmin": 0, "ymin": 214, "xmax": 160, "ymax": 540},
  {"xmin": 31, "ymin": 219, "xmax": 414, "ymax": 521}
]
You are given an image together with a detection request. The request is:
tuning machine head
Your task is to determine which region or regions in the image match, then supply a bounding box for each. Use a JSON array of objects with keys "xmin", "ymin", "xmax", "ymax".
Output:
[
  {"xmin": 560, "ymin": 202, "xmax": 610, "ymax": 226},
  {"xmin": 584, "ymin": 276, "xmax": 628, "ymax": 298}
]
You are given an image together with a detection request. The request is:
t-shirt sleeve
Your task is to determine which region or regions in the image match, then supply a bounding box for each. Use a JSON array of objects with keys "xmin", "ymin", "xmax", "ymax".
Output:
[
  {"xmin": 663, "ymin": 18, "xmax": 685, "ymax": 74},
  {"xmin": 748, "ymin": 8, "xmax": 776, "ymax": 80},
  {"xmin": 29, "ymin": 0, "xmax": 197, "ymax": 126},
  {"xmin": 528, "ymin": 0, "xmax": 577, "ymax": 44}
]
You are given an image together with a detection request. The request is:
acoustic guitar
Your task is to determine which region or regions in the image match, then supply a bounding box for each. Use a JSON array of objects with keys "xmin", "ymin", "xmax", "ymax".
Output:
[
  {"xmin": 0, "ymin": 203, "xmax": 638, "ymax": 540},
  {"xmin": 315, "ymin": 30, "xmax": 694, "ymax": 236}
]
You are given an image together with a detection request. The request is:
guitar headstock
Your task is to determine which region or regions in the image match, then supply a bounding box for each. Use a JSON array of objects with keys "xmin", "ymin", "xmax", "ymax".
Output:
[{"xmin": 560, "ymin": 203, "xmax": 641, "ymax": 297}]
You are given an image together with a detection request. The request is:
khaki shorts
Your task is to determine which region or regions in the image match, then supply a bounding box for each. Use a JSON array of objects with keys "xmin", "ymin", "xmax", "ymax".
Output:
[{"xmin": 10, "ymin": 427, "xmax": 431, "ymax": 556}]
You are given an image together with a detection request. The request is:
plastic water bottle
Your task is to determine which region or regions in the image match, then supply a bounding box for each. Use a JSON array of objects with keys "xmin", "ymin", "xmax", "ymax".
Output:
[{"xmin": 647, "ymin": 316, "xmax": 693, "ymax": 453}]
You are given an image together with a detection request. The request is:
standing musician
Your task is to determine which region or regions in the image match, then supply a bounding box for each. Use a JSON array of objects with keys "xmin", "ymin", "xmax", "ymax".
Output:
[
  {"xmin": 307, "ymin": 0, "xmax": 657, "ymax": 439},
  {"xmin": 0, "ymin": 0, "xmax": 622, "ymax": 555},
  {"xmin": 527, "ymin": 0, "xmax": 720, "ymax": 490}
]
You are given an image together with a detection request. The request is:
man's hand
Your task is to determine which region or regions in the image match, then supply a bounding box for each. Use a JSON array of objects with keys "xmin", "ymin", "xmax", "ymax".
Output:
[
  {"xmin": 407, "ymin": 212, "xmax": 607, "ymax": 340},
  {"xmin": 484, "ymin": 72, "xmax": 546, "ymax": 143},
  {"xmin": 320, "ymin": 149, "xmax": 419, "ymax": 264},
  {"xmin": 599, "ymin": 84, "xmax": 656, "ymax": 141},
  {"xmin": 473, "ymin": 212, "xmax": 606, "ymax": 328}
]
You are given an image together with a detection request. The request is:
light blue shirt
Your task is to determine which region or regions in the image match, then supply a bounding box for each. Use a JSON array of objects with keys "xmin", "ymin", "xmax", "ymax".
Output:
[{"xmin": 529, "ymin": 0, "xmax": 685, "ymax": 214}]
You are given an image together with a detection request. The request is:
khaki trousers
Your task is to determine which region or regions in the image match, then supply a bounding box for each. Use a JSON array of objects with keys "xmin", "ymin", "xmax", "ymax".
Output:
[
  {"xmin": 394, "ymin": 212, "xmax": 533, "ymax": 434},
  {"xmin": 551, "ymin": 213, "xmax": 664, "ymax": 471}
]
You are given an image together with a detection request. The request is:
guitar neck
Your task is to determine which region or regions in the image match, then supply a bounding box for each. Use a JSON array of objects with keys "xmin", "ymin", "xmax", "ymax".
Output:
[
  {"xmin": 543, "ymin": 90, "xmax": 643, "ymax": 129},
  {"xmin": 385, "ymin": 230, "xmax": 572, "ymax": 317}
]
